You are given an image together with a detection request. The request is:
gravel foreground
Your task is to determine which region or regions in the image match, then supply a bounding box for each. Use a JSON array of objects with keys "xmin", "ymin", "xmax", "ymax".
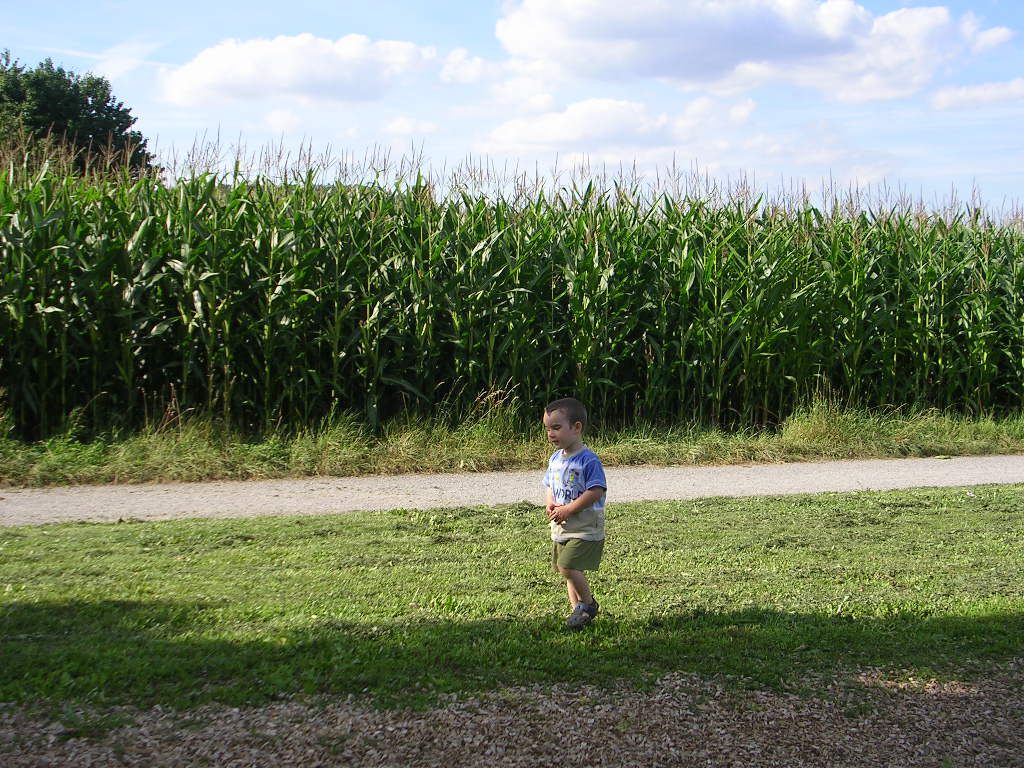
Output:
[{"xmin": 3, "ymin": 662, "xmax": 1022, "ymax": 768}]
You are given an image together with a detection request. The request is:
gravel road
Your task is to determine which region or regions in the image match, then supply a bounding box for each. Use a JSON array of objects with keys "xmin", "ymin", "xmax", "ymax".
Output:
[{"xmin": 3, "ymin": 454, "xmax": 1023, "ymax": 526}]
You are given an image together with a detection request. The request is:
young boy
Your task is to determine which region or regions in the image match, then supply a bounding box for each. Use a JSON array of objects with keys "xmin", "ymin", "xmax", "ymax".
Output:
[{"xmin": 542, "ymin": 397, "xmax": 607, "ymax": 629}]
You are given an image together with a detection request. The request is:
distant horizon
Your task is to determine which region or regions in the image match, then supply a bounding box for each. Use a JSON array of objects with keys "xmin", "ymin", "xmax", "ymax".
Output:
[{"xmin": 8, "ymin": 1, "xmax": 1023, "ymax": 204}]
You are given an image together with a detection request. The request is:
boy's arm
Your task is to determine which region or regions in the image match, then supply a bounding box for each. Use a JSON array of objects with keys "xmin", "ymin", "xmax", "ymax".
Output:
[{"xmin": 548, "ymin": 486, "xmax": 605, "ymax": 524}]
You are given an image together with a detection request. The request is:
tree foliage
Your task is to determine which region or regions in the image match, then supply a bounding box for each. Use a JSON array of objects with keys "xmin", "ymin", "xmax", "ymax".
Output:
[{"xmin": 0, "ymin": 50, "xmax": 152, "ymax": 170}]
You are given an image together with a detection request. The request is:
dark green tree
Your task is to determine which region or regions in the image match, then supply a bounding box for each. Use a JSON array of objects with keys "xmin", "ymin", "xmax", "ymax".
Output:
[{"xmin": 0, "ymin": 49, "xmax": 153, "ymax": 170}]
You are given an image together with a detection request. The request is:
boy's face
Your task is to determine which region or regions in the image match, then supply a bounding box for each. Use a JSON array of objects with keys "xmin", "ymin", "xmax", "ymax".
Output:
[{"xmin": 543, "ymin": 409, "xmax": 583, "ymax": 452}]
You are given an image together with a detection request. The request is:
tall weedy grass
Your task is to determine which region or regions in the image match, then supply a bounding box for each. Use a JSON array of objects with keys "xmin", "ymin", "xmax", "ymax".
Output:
[{"xmin": 2, "ymin": 144, "xmax": 1023, "ymax": 439}]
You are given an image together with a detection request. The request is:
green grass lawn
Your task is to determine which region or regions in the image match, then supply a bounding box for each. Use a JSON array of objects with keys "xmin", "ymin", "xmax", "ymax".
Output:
[{"xmin": 1, "ymin": 485, "xmax": 1022, "ymax": 712}]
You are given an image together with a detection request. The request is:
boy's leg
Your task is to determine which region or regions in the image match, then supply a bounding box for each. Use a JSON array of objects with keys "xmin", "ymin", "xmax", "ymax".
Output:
[
  {"xmin": 558, "ymin": 567, "xmax": 592, "ymax": 606},
  {"xmin": 560, "ymin": 567, "xmax": 599, "ymax": 629}
]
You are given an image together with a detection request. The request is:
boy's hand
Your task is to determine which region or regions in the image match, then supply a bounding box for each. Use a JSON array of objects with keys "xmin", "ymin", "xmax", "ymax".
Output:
[
  {"xmin": 546, "ymin": 487, "xmax": 604, "ymax": 525},
  {"xmin": 547, "ymin": 504, "xmax": 571, "ymax": 524}
]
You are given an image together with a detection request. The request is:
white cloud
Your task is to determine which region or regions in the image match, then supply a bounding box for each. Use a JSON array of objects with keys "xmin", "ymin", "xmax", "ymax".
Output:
[
  {"xmin": 491, "ymin": 56, "xmax": 564, "ymax": 113},
  {"xmin": 439, "ymin": 47, "xmax": 557, "ymax": 113},
  {"xmin": 162, "ymin": 33, "xmax": 435, "ymax": 105},
  {"xmin": 496, "ymin": 0, "xmax": 869, "ymax": 80},
  {"xmin": 384, "ymin": 116, "xmax": 439, "ymax": 135},
  {"xmin": 971, "ymin": 26, "xmax": 1014, "ymax": 52},
  {"xmin": 483, "ymin": 98, "xmax": 668, "ymax": 153},
  {"xmin": 931, "ymin": 78, "xmax": 1024, "ymax": 110},
  {"xmin": 490, "ymin": 76, "xmax": 555, "ymax": 113},
  {"xmin": 265, "ymin": 109, "xmax": 303, "ymax": 133},
  {"xmin": 35, "ymin": 42, "xmax": 162, "ymax": 79},
  {"xmin": 494, "ymin": 1, "xmax": 1012, "ymax": 102},
  {"xmin": 442, "ymin": 54, "xmax": 560, "ymax": 119},
  {"xmin": 93, "ymin": 41, "xmax": 162, "ymax": 79},
  {"xmin": 729, "ymin": 99, "xmax": 757, "ymax": 124},
  {"xmin": 729, "ymin": 6, "xmax": 959, "ymax": 103},
  {"xmin": 441, "ymin": 48, "xmax": 488, "ymax": 84},
  {"xmin": 480, "ymin": 96, "xmax": 755, "ymax": 154},
  {"xmin": 960, "ymin": 12, "xmax": 1014, "ymax": 52}
]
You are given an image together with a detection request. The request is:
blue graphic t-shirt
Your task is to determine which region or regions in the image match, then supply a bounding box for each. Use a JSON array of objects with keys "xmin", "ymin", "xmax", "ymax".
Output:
[{"xmin": 543, "ymin": 446, "xmax": 607, "ymax": 541}]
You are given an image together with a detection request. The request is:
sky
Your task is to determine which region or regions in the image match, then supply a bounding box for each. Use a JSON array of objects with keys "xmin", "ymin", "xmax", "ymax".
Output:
[{"xmin": 6, "ymin": 0, "xmax": 1024, "ymax": 204}]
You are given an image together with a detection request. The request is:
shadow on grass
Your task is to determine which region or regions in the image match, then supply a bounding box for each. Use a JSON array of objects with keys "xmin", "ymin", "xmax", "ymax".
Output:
[{"xmin": 2, "ymin": 599, "xmax": 1021, "ymax": 708}]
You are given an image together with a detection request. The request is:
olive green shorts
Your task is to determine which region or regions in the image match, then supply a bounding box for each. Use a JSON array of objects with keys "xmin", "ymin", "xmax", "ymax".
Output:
[{"xmin": 551, "ymin": 538, "xmax": 605, "ymax": 572}]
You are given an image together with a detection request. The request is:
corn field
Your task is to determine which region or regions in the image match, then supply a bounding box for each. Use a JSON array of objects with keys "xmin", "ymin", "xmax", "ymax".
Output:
[{"xmin": 2, "ymin": 158, "xmax": 1023, "ymax": 439}]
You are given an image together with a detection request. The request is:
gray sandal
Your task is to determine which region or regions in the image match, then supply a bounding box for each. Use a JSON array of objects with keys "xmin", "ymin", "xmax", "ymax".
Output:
[{"xmin": 565, "ymin": 600, "xmax": 599, "ymax": 629}]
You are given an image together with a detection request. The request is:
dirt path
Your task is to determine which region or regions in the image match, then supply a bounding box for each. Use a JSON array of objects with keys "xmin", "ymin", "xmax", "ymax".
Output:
[{"xmin": 3, "ymin": 454, "xmax": 1023, "ymax": 526}]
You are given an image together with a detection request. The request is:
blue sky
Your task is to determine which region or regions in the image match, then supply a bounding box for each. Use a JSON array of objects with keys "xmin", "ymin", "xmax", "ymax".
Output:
[{"xmin": 7, "ymin": 1, "xmax": 1024, "ymax": 203}]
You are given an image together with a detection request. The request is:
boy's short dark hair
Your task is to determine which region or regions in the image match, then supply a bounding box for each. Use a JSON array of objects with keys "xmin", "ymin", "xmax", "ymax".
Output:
[{"xmin": 545, "ymin": 397, "xmax": 587, "ymax": 427}]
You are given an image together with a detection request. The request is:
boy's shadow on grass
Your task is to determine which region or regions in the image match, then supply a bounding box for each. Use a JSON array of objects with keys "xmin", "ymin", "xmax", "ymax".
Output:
[{"xmin": 2, "ymin": 599, "xmax": 1021, "ymax": 707}]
